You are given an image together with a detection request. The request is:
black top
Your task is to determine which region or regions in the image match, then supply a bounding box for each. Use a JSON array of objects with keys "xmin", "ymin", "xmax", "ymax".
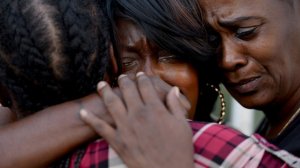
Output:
[
  {"xmin": 271, "ymin": 115, "xmax": 300, "ymax": 157},
  {"xmin": 257, "ymin": 115, "xmax": 300, "ymax": 157}
]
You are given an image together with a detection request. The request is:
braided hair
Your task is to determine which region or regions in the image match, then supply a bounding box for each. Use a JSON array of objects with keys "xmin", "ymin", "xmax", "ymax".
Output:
[{"xmin": 0, "ymin": 0, "xmax": 110, "ymax": 118}]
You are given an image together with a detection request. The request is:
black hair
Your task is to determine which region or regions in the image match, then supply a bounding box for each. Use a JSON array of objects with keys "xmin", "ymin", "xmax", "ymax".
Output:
[
  {"xmin": 106, "ymin": 0, "xmax": 220, "ymax": 121},
  {"xmin": 0, "ymin": 0, "xmax": 110, "ymax": 117},
  {"xmin": 106, "ymin": 0, "xmax": 216, "ymax": 61}
]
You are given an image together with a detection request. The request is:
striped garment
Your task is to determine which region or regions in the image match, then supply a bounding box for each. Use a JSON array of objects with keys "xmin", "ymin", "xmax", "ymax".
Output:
[{"xmin": 68, "ymin": 121, "xmax": 300, "ymax": 168}]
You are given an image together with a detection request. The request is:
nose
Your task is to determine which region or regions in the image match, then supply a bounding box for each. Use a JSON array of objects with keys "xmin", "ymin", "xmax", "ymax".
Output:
[
  {"xmin": 219, "ymin": 39, "xmax": 248, "ymax": 71},
  {"xmin": 142, "ymin": 57, "xmax": 160, "ymax": 77}
]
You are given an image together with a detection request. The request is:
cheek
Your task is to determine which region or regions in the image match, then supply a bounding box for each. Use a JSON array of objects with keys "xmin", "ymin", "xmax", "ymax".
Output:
[{"xmin": 160, "ymin": 64, "xmax": 199, "ymax": 118}]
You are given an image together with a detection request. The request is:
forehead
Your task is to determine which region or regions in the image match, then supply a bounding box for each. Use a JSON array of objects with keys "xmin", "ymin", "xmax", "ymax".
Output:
[
  {"xmin": 116, "ymin": 19, "xmax": 146, "ymax": 46},
  {"xmin": 199, "ymin": 0, "xmax": 284, "ymax": 23}
]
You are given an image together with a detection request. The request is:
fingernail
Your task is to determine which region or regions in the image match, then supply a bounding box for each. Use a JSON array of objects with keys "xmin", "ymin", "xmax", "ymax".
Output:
[
  {"xmin": 80, "ymin": 109, "xmax": 88, "ymax": 118},
  {"xmin": 175, "ymin": 88, "xmax": 191, "ymax": 111},
  {"xmin": 174, "ymin": 86, "xmax": 180, "ymax": 98},
  {"xmin": 97, "ymin": 81, "xmax": 107, "ymax": 90},
  {"xmin": 118, "ymin": 74, "xmax": 127, "ymax": 81},
  {"xmin": 136, "ymin": 72, "xmax": 145, "ymax": 77}
]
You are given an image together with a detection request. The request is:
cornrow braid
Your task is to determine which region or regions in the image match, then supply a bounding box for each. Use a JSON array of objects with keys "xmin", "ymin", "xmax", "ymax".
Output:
[
  {"xmin": 56, "ymin": 0, "xmax": 107, "ymax": 91},
  {"xmin": 0, "ymin": 0, "xmax": 110, "ymax": 117}
]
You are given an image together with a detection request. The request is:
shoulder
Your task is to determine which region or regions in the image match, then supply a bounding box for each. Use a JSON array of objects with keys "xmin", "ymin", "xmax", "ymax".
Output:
[{"xmin": 271, "ymin": 115, "xmax": 300, "ymax": 157}]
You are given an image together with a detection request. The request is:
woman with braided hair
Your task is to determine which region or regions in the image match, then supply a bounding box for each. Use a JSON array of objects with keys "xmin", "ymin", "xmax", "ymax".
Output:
[
  {"xmin": 0, "ymin": 0, "xmax": 109, "ymax": 116},
  {"xmin": 0, "ymin": 0, "xmax": 117, "ymax": 167}
]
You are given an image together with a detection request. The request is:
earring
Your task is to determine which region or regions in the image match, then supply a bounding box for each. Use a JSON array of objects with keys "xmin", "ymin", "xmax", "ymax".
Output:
[{"xmin": 207, "ymin": 84, "xmax": 226, "ymax": 124}]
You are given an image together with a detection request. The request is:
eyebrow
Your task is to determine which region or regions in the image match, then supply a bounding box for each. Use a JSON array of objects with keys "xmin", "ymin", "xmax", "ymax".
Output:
[
  {"xmin": 218, "ymin": 16, "xmax": 262, "ymax": 27},
  {"xmin": 120, "ymin": 42, "xmax": 144, "ymax": 55},
  {"xmin": 124, "ymin": 45, "xmax": 139, "ymax": 52}
]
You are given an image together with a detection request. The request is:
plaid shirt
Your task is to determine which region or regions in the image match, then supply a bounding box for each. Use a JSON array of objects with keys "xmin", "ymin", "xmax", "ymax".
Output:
[{"xmin": 68, "ymin": 122, "xmax": 300, "ymax": 168}]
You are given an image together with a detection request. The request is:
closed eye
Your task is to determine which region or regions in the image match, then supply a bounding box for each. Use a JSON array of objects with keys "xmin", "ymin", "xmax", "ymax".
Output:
[
  {"xmin": 158, "ymin": 55, "xmax": 183, "ymax": 63},
  {"xmin": 235, "ymin": 26, "xmax": 258, "ymax": 40}
]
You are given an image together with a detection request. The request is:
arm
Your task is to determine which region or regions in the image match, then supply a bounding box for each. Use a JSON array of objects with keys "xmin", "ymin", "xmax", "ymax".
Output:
[
  {"xmin": 79, "ymin": 73, "xmax": 194, "ymax": 168},
  {"xmin": 0, "ymin": 76, "xmax": 183, "ymax": 168},
  {"xmin": 0, "ymin": 94, "xmax": 110, "ymax": 168},
  {"xmin": 79, "ymin": 74, "xmax": 300, "ymax": 168}
]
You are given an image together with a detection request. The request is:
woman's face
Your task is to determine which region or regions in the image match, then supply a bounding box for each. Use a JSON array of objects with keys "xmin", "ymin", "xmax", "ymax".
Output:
[
  {"xmin": 201, "ymin": 0, "xmax": 300, "ymax": 109},
  {"xmin": 116, "ymin": 19, "xmax": 199, "ymax": 119}
]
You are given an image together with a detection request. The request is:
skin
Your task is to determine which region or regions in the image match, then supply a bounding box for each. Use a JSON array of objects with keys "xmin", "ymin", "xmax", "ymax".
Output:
[
  {"xmin": 78, "ymin": 18, "xmax": 204, "ymax": 168},
  {"xmin": 81, "ymin": 74, "xmax": 194, "ymax": 168},
  {"xmin": 0, "ymin": 94, "xmax": 109, "ymax": 168},
  {"xmin": 0, "ymin": 4, "xmax": 194, "ymax": 168},
  {"xmin": 200, "ymin": 0, "xmax": 300, "ymax": 138},
  {"xmin": 0, "ymin": 76, "xmax": 188, "ymax": 168},
  {"xmin": 116, "ymin": 19, "xmax": 199, "ymax": 119},
  {"xmin": 63, "ymin": 1, "xmax": 300, "ymax": 166}
]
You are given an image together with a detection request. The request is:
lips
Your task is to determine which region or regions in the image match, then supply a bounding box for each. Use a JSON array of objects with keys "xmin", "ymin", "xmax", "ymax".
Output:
[{"xmin": 225, "ymin": 76, "xmax": 261, "ymax": 94}]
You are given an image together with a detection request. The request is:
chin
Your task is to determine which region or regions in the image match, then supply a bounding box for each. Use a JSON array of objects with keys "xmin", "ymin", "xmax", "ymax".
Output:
[
  {"xmin": 236, "ymin": 97, "xmax": 270, "ymax": 110},
  {"xmin": 231, "ymin": 92, "xmax": 272, "ymax": 110}
]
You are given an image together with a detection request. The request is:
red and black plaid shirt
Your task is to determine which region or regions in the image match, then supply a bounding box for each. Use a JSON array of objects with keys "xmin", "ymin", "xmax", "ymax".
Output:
[{"xmin": 68, "ymin": 122, "xmax": 300, "ymax": 168}]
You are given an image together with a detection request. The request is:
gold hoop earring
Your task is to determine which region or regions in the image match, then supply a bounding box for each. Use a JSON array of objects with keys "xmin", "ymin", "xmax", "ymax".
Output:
[{"xmin": 207, "ymin": 84, "xmax": 226, "ymax": 124}]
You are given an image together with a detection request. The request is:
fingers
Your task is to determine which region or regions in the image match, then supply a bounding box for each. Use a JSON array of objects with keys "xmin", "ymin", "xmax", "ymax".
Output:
[
  {"xmin": 97, "ymin": 81, "xmax": 127, "ymax": 127},
  {"xmin": 177, "ymin": 93, "xmax": 191, "ymax": 111},
  {"xmin": 80, "ymin": 109, "xmax": 116, "ymax": 142},
  {"xmin": 96, "ymin": 72, "xmax": 191, "ymax": 121},
  {"xmin": 117, "ymin": 74, "xmax": 144, "ymax": 112},
  {"xmin": 150, "ymin": 76, "xmax": 191, "ymax": 111},
  {"xmin": 136, "ymin": 72, "xmax": 165, "ymax": 107},
  {"xmin": 166, "ymin": 87, "xmax": 187, "ymax": 120}
]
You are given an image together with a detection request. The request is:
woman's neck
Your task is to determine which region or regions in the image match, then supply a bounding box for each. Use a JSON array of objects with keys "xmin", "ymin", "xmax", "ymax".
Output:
[{"xmin": 263, "ymin": 91, "xmax": 300, "ymax": 139}]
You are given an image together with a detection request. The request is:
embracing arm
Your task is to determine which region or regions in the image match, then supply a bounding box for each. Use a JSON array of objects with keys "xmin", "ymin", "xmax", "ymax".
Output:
[
  {"xmin": 78, "ymin": 74, "xmax": 300, "ymax": 168},
  {"xmin": 0, "ymin": 94, "xmax": 111, "ymax": 168},
  {"xmin": 0, "ymin": 76, "xmax": 184, "ymax": 168},
  {"xmin": 78, "ymin": 73, "xmax": 194, "ymax": 168}
]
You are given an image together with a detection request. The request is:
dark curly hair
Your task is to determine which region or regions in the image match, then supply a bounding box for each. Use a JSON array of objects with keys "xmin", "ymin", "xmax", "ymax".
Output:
[{"xmin": 0, "ymin": 0, "xmax": 110, "ymax": 118}]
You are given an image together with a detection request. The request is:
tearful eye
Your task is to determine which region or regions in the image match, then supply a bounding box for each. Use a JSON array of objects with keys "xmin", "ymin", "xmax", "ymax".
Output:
[
  {"xmin": 235, "ymin": 26, "xmax": 257, "ymax": 39},
  {"xmin": 158, "ymin": 55, "xmax": 182, "ymax": 63},
  {"xmin": 122, "ymin": 57, "xmax": 138, "ymax": 72}
]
